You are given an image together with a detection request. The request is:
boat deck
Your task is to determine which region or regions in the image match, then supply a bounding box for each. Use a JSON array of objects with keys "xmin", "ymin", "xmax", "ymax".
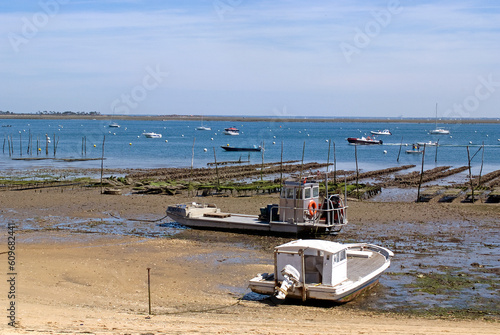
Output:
[{"xmin": 346, "ymin": 252, "xmax": 387, "ymax": 281}]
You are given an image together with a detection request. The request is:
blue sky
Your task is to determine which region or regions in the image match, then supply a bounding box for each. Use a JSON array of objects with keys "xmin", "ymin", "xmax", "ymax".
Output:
[{"xmin": 1, "ymin": 0, "xmax": 499, "ymax": 118}]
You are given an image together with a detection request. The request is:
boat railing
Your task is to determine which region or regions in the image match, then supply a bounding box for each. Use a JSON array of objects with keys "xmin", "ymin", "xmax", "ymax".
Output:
[{"xmin": 269, "ymin": 201, "xmax": 348, "ymax": 227}]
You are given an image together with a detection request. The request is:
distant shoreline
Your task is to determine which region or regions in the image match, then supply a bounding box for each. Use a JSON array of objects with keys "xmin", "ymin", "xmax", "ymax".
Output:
[{"xmin": 1, "ymin": 114, "xmax": 499, "ymax": 124}]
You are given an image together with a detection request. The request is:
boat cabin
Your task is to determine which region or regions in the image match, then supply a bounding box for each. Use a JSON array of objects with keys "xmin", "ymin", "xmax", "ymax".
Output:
[
  {"xmin": 275, "ymin": 240, "xmax": 347, "ymax": 286},
  {"xmin": 279, "ymin": 181, "xmax": 320, "ymax": 223}
]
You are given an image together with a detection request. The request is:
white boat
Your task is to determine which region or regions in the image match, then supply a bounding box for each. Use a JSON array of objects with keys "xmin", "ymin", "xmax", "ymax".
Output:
[
  {"xmin": 429, "ymin": 128, "xmax": 450, "ymax": 135},
  {"xmin": 109, "ymin": 122, "xmax": 120, "ymax": 128},
  {"xmin": 249, "ymin": 239, "xmax": 393, "ymax": 303},
  {"xmin": 167, "ymin": 180, "xmax": 348, "ymax": 236},
  {"xmin": 370, "ymin": 129, "xmax": 391, "ymax": 135},
  {"xmin": 429, "ymin": 103, "xmax": 450, "ymax": 135},
  {"xmin": 417, "ymin": 141, "xmax": 438, "ymax": 146},
  {"xmin": 347, "ymin": 136, "xmax": 382, "ymax": 145},
  {"xmin": 196, "ymin": 116, "xmax": 211, "ymax": 130},
  {"xmin": 143, "ymin": 132, "xmax": 162, "ymax": 138},
  {"xmin": 405, "ymin": 144, "xmax": 423, "ymax": 154},
  {"xmin": 223, "ymin": 127, "xmax": 239, "ymax": 135}
]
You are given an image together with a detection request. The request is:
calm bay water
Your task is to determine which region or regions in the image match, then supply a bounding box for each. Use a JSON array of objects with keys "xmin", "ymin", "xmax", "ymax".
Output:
[{"xmin": 1, "ymin": 118, "xmax": 499, "ymax": 175}]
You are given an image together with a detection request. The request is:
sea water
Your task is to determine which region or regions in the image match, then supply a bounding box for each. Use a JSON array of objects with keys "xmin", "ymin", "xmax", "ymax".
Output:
[{"xmin": 1, "ymin": 118, "xmax": 499, "ymax": 174}]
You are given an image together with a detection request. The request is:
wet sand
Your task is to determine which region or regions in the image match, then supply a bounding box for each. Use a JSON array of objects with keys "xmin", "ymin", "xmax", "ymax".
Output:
[{"xmin": 1, "ymin": 186, "xmax": 499, "ymax": 334}]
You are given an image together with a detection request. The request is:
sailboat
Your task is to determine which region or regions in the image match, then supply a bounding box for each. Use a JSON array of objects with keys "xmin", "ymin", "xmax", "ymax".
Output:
[
  {"xmin": 195, "ymin": 115, "xmax": 211, "ymax": 131},
  {"xmin": 429, "ymin": 103, "xmax": 450, "ymax": 135}
]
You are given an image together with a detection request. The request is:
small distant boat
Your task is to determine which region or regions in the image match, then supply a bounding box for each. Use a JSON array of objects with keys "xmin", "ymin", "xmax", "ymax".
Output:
[
  {"xmin": 417, "ymin": 141, "xmax": 438, "ymax": 147},
  {"xmin": 347, "ymin": 136, "xmax": 382, "ymax": 145},
  {"xmin": 109, "ymin": 122, "xmax": 120, "ymax": 128},
  {"xmin": 143, "ymin": 132, "xmax": 162, "ymax": 138},
  {"xmin": 248, "ymin": 239, "xmax": 393, "ymax": 303},
  {"xmin": 406, "ymin": 144, "xmax": 423, "ymax": 154},
  {"xmin": 196, "ymin": 116, "xmax": 211, "ymax": 130},
  {"xmin": 429, "ymin": 128, "xmax": 450, "ymax": 135},
  {"xmin": 370, "ymin": 129, "xmax": 391, "ymax": 135},
  {"xmin": 1, "ymin": 124, "xmax": 12, "ymax": 127},
  {"xmin": 429, "ymin": 103, "xmax": 450, "ymax": 135},
  {"xmin": 221, "ymin": 145, "xmax": 262, "ymax": 152},
  {"xmin": 223, "ymin": 127, "xmax": 240, "ymax": 135}
]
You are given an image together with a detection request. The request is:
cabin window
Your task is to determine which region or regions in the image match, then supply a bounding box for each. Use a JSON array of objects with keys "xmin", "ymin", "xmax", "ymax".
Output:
[
  {"xmin": 285, "ymin": 188, "xmax": 294, "ymax": 199},
  {"xmin": 304, "ymin": 187, "xmax": 311, "ymax": 199},
  {"xmin": 333, "ymin": 250, "xmax": 346, "ymax": 263},
  {"xmin": 313, "ymin": 186, "xmax": 319, "ymax": 197},
  {"xmin": 295, "ymin": 189, "xmax": 302, "ymax": 199}
]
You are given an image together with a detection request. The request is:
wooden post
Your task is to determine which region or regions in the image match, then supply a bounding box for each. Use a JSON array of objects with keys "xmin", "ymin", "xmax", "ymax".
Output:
[
  {"xmin": 280, "ymin": 141, "xmax": 283, "ymax": 191},
  {"xmin": 417, "ymin": 144, "xmax": 426, "ymax": 202},
  {"xmin": 397, "ymin": 136, "xmax": 403, "ymax": 162},
  {"xmin": 213, "ymin": 147, "xmax": 220, "ymax": 189},
  {"xmin": 326, "ymin": 139, "xmax": 331, "ymax": 197},
  {"xmin": 261, "ymin": 140, "xmax": 265, "ymax": 181},
  {"xmin": 333, "ymin": 141, "xmax": 337, "ymax": 185},
  {"xmin": 100, "ymin": 135, "xmax": 106, "ymax": 194},
  {"xmin": 190, "ymin": 138, "xmax": 195, "ymax": 196},
  {"xmin": 434, "ymin": 139, "xmax": 439, "ymax": 163},
  {"xmin": 147, "ymin": 268, "xmax": 152, "ymax": 315},
  {"xmin": 467, "ymin": 146, "xmax": 474, "ymax": 203},
  {"xmin": 355, "ymin": 144, "xmax": 359, "ymax": 199},
  {"xmin": 479, "ymin": 142, "xmax": 484, "ymax": 187}
]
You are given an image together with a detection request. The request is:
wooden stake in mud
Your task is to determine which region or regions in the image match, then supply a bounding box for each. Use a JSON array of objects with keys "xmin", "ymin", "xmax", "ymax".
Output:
[
  {"xmin": 147, "ymin": 268, "xmax": 152, "ymax": 315},
  {"xmin": 261, "ymin": 140, "xmax": 265, "ymax": 181},
  {"xmin": 355, "ymin": 144, "xmax": 359, "ymax": 199},
  {"xmin": 213, "ymin": 147, "xmax": 220, "ymax": 188},
  {"xmin": 467, "ymin": 146, "xmax": 474, "ymax": 203},
  {"xmin": 326, "ymin": 139, "xmax": 331, "ymax": 198},
  {"xmin": 333, "ymin": 141, "xmax": 337, "ymax": 185},
  {"xmin": 434, "ymin": 139, "xmax": 439, "ymax": 163},
  {"xmin": 397, "ymin": 136, "xmax": 403, "ymax": 162},
  {"xmin": 417, "ymin": 144, "xmax": 426, "ymax": 202},
  {"xmin": 280, "ymin": 141, "xmax": 283, "ymax": 191},
  {"xmin": 190, "ymin": 137, "xmax": 195, "ymax": 195},
  {"xmin": 479, "ymin": 142, "xmax": 484, "ymax": 187},
  {"xmin": 100, "ymin": 135, "xmax": 106, "ymax": 194}
]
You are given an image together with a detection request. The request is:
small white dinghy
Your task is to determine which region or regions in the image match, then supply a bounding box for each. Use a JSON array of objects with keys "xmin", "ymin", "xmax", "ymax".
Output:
[{"xmin": 249, "ymin": 239, "xmax": 393, "ymax": 303}]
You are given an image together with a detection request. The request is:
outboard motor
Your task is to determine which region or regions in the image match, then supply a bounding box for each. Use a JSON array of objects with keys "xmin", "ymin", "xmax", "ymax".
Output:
[{"xmin": 274, "ymin": 264, "xmax": 300, "ymax": 300}]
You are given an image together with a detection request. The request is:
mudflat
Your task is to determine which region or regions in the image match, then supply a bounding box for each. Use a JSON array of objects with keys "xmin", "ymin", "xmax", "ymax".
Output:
[{"xmin": 1, "ymin": 186, "xmax": 498, "ymax": 334}]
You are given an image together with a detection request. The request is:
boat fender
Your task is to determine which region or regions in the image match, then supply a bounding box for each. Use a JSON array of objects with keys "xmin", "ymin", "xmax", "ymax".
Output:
[{"xmin": 307, "ymin": 201, "xmax": 318, "ymax": 217}]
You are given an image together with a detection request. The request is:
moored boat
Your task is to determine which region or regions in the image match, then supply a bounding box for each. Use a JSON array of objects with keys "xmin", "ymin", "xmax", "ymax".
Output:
[
  {"xmin": 370, "ymin": 129, "xmax": 391, "ymax": 135},
  {"xmin": 248, "ymin": 239, "xmax": 393, "ymax": 303},
  {"xmin": 223, "ymin": 127, "xmax": 240, "ymax": 135},
  {"xmin": 166, "ymin": 179, "xmax": 348, "ymax": 236},
  {"xmin": 221, "ymin": 145, "xmax": 262, "ymax": 152},
  {"xmin": 143, "ymin": 132, "xmax": 162, "ymax": 138},
  {"xmin": 347, "ymin": 136, "xmax": 382, "ymax": 145},
  {"xmin": 417, "ymin": 141, "xmax": 438, "ymax": 146},
  {"xmin": 405, "ymin": 144, "xmax": 423, "ymax": 154},
  {"xmin": 109, "ymin": 122, "xmax": 120, "ymax": 128}
]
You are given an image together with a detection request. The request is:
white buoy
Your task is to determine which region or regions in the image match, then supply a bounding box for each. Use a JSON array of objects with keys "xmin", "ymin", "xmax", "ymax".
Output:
[
  {"xmin": 273, "ymin": 141, "xmax": 276, "ymax": 144},
  {"xmin": 211, "ymin": 138, "xmax": 214, "ymax": 140},
  {"xmin": 203, "ymin": 148, "xmax": 207, "ymax": 152},
  {"xmin": 383, "ymin": 150, "xmax": 387, "ymax": 154},
  {"xmin": 325, "ymin": 139, "xmax": 328, "ymax": 142},
  {"xmin": 165, "ymin": 140, "xmax": 168, "ymax": 143}
]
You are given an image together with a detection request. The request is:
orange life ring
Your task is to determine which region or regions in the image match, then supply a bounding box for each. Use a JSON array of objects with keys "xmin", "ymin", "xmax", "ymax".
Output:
[{"xmin": 308, "ymin": 201, "xmax": 318, "ymax": 217}]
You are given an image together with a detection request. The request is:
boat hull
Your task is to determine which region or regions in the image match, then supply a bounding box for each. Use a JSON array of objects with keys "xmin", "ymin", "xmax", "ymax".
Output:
[
  {"xmin": 249, "ymin": 274, "xmax": 382, "ymax": 303},
  {"xmin": 166, "ymin": 205, "xmax": 341, "ymax": 236},
  {"xmin": 221, "ymin": 146, "xmax": 261, "ymax": 152},
  {"xmin": 347, "ymin": 138, "xmax": 382, "ymax": 145},
  {"xmin": 249, "ymin": 243, "xmax": 392, "ymax": 303}
]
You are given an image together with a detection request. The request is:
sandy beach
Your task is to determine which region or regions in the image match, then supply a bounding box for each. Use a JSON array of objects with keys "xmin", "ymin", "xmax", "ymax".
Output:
[{"xmin": 1, "ymin": 185, "xmax": 499, "ymax": 334}]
